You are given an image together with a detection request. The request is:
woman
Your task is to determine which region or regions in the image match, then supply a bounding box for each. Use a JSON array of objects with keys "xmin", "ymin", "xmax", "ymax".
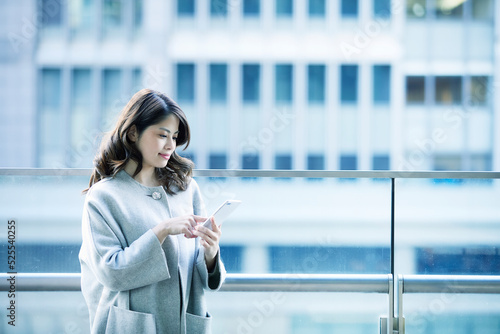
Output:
[{"xmin": 79, "ymin": 89, "xmax": 225, "ymax": 334}]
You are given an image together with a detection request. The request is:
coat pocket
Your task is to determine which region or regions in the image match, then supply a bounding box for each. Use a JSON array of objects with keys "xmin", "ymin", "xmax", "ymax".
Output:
[
  {"xmin": 186, "ymin": 311, "xmax": 212, "ymax": 334},
  {"xmin": 105, "ymin": 305, "xmax": 156, "ymax": 334}
]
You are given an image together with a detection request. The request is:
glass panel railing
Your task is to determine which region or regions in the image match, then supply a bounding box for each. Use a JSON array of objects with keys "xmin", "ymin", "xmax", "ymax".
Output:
[
  {"xmin": 395, "ymin": 178, "xmax": 500, "ymax": 333},
  {"xmin": 2, "ymin": 169, "xmax": 500, "ymax": 334}
]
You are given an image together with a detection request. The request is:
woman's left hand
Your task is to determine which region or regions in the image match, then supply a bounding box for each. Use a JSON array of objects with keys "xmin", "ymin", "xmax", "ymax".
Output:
[{"xmin": 193, "ymin": 217, "xmax": 221, "ymax": 271}]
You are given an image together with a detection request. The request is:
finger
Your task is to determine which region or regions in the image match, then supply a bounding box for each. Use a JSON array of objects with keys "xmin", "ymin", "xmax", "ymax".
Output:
[
  {"xmin": 193, "ymin": 215, "xmax": 209, "ymax": 223},
  {"xmin": 211, "ymin": 217, "xmax": 222, "ymax": 234}
]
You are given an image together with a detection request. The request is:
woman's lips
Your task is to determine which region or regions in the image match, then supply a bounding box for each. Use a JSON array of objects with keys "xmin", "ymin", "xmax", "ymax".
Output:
[{"xmin": 159, "ymin": 154, "xmax": 170, "ymax": 160}]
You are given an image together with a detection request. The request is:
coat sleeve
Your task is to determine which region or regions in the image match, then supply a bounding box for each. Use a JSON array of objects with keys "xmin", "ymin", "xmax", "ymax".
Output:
[
  {"xmin": 191, "ymin": 179, "xmax": 226, "ymax": 290},
  {"xmin": 80, "ymin": 193, "xmax": 171, "ymax": 292}
]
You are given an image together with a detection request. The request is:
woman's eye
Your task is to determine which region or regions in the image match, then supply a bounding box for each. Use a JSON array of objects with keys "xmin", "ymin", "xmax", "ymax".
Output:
[
  {"xmin": 173, "ymin": 137, "xmax": 178, "ymax": 141},
  {"xmin": 159, "ymin": 134, "xmax": 167, "ymax": 138}
]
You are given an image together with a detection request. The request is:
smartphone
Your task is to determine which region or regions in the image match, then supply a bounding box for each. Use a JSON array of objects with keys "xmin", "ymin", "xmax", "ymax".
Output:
[{"xmin": 202, "ymin": 200, "xmax": 242, "ymax": 230}]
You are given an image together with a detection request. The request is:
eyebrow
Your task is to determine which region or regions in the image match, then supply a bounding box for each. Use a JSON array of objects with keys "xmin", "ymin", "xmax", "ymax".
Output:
[{"xmin": 159, "ymin": 127, "xmax": 179, "ymax": 134}]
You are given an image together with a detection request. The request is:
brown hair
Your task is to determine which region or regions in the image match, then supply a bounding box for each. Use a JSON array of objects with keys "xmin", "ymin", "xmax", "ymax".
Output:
[{"xmin": 85, "ymin": 89, "xmax": 194, "ymax": 194}]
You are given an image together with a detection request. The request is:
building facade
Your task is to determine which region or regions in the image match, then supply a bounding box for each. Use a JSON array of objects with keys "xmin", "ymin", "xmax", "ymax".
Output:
[{"xmin": 1, "ymin": 0, "xmax": 498, "ymax": 172}]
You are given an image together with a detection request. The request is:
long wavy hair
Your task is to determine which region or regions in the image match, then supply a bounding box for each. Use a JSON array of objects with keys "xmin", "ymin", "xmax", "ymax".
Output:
[{"xmin": 85, "ymin": 89, "xmax": 194, "ymax": 194}]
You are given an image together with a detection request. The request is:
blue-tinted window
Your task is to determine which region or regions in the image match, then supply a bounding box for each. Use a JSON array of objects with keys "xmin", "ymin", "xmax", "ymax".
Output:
[
  {"xmin": 341, "ymin": 0, "xmax": 358, "ymax": 17},
  {"xmin": 242, "ymin": 64, "xmax": 260, "ymax": 103},
  {"xmin": 406, "ymin": 76, "xmax": 425, "ymax": 104},
  {"xmin": 178, "ymin": 0, "xmax": 195, "ymax": 16},
  {"xmin": 340, "ymin": 155, "xmax": 357, "ymax": 170},
  {"xmin": 276, "ymin": 0, "xmax": 293, "ymax": 17},
  {"xmin": 307, "ymin": 155, "xmax": 325, "ymax": 170},
  {"xmin": 243, "ymin": 0, "xmax": 260, "ymax": 16},
  {"xmin": 177, "ymin": 63, "xmax": 195, "ymax": 102},
  {"xmin": 103, "ymin": 0, "xmax": 122, "ymax": 29},
  {"xmin": 209, "ymin": 153, "xmax": 227, "ymax": 169},
  {"xmin": 374, "ymin": 0, "xmax": 391, "ymax": 18},
  {"xmin": 41, "ymin": 69, "xmax": 62, "ymax": 110},
  {"xmin": 211, "ymin": 0, "xmax": 227, "ymax": 17},
  {"xmin": 39, "ymin": 68, "xmax": 64, "ymax": 167},
  {"xmin": 0, "ymin": 244, "xmax": 81, "ymax": 273},
  {"xmin": 373, "ymin": 155, "xmax": 390, "ymax": 170},
  {"xmin": 308, "ymin": 0, "xmax": 325, "ymax": 17},
  {"xmin": 275, "ymin": 154, "xmax": 292, "ymax": 169},
  {"xmin": 275, "ymin": 64, "xmax": 293, "ymax": 104},
  {"xmin": 41, "ymin": 0, "xmax": 63, "ymax": 26},
  {"xmin": 340, "ymin": 65, "xmax": 358, "ymax": 103},
  {"xmin": 417, "ymin": 247, "xmax": 500, "ymax": 274},
  {"xmin": 220, "ymin": 245, "xmax": 243, "ymax": 273},
  {"xmin": 373, "ymin": 65, "xmax": 391, "ymax": 103},
  {"xmin": 242, "ymin": 154, "xmax": 260, "ymax": 169},
  {"xmin": 270, "ymin": 246, "xmax": 390, "ymax": 274},
  {"xmin": 308, "ymin": 64, "xmax": 325, "ymax": 104},
  {"xmin": 209, "ymin": 64, "xmax": 227, "ymax": 103}
]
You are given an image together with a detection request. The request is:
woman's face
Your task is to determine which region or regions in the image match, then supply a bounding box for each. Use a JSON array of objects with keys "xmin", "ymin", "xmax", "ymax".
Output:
[{"xmin": 134, "ymin": 114, "xmax": 180, "ymax": 170}]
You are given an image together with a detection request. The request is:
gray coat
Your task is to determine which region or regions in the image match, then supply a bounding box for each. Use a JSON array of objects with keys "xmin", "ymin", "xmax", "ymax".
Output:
[{"xmin": 79, "ymin": 170, "xmax": 225, "ymax": 334}]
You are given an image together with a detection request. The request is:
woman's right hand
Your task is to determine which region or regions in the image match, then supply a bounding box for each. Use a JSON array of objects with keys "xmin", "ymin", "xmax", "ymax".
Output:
[{"xmin": 152, "ymin": 215, "xmax": 207, "ymax": 244}]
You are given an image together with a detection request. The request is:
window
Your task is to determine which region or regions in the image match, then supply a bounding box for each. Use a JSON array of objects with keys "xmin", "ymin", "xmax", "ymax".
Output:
[
  {"xmin": 307, "ymin": 155, "xmax": 325, "ymax": 170},
  {"xmin": 103, "ymin": 0, "xmax": 122, "ymax": 32},
  {"xmin": 406, "ymin": 76, "xmax": 425, "ymax": 104},
  {"xmin": 470, "ymin": 76, "xmax": 488, "ymax": 106},
  {"xmin": 341, "ymin": 0, "xmax": 358, "ymax": 17},
  {"xmin": 209, "ymin": 64, "xmax": 227, "ymax": 103},
  {"xmin": 269, "ymin": 246, "xmax": 390, "ymax": 274},
  {"xmin": 243, "ymin": 0, "xmax": 260, "ymax": 16},
  {"xmin": 70, "ymin": 69, "xmax": 93, "ymax": 167},
  {"xmin": 242, "ymin": 64, "xmax": 260, "ymax": 103},
  {"xmin": 308, "ymin": 0, "xmax": 325, "ymax": 17},
  {"xmin": 433, "ymin": 154, "xmax": 462, "ymax": 171},
  {"xmin": 340, "ymin": 65, "xmax": 358, "ymax": 103},
  {"xmin": 275, "ymin": 64, "xmax": 293, "ymax": 104},
  {"xmin": 308, "ymin": 64, "xmax": 325, "ymax": 104},
  {"xmin": 373, "ymin": 155, "xmax": 390, "ymax": 170},
  {"xmin": 134, "ymin": 0, "xmax": 143, "ymax": 28},
  {"xmin": 209, "ymin": 153, "xmax": 227, "ymax": 169},
  {"xmin": 417, "ymin": 247, "xmax": 500, "ymax": 274},
  {"xmin": 101, "ymin": 69, "xmax": 122, "ymax": 130},
  {"xmin": 470, "ymin": 153, "xmax": 492, "ymax": 171},
  {"xmin": 41, "ymin": 0, "xmax": 63, "ymax": 27},
  {"xmin": 276, "ymin": 0, "xmax": 293, "ymax": 17},
  {"xmin": 406, "ymin": 0, "xmax": 426, "ymax": 19},
  {"xmin": 340, "ymin": 155, "xmax": 357, "ymax": 170},
  {"xmin": 176, "ymin": 63, "xmax": 195, "ymax": 102},
  {"xmin": 373, "ymin": 65, "xmax": 391, "ymax": 104},
  {"xmin": 39, "ymin": 68, "xmax": 63, "ymax": 167},
  {"xmin": 472, "ymin": 0, "xmax": 493, "ymax": 20},
  {"xmin": 211, "ymin": 0, "xmax": 227, "ymax": 17},
  {"xmin": 436, "ymin": 0, "xmax": 463, "ymax": 18},
  {"xmin": 242, "ymin": 154, "xmax": 260, "ymax": 169},
  {"xmin": 132, "ymin": 67, "xmax": 142, "ymax": 91},
  {"xmin": 177, "ymin": 0, "xmax": 195, "ymax": 16},
  {"xmin": 275, "ymin": 154, "xmax": 292, "ymax": 169},
  {"xmin": 373, "ymin": 0, "xmax": 391, "ymax": 18},
  {"xmin": 0, "ymin": 244, "xmax": 81, "ymax": 273},
  {"xmin": 435, "ymin": 76, "xmax": 462, "ymax": 105},
  {"xmin": 68, "ymin": 0, "xmax": 95, "ymax": 36},
  {"xmin": 220, "ymin": 246, "xmax": 243, "ymax": 273}
]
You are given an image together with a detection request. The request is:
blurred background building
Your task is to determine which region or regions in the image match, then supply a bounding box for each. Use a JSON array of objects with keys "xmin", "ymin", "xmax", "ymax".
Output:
[{"xmin": 1, "ymin": 0, "xmax": 500, "ymax": 333}]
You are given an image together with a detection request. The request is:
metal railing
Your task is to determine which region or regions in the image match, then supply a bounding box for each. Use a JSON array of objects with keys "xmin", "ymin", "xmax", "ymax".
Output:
[
  {"xmin": 0, "ymin": 273, "xmax": 392, "ymax": 293},
  {"xmin": 2, "ymin": 168, "xmax": 500, "ymax": 334}
]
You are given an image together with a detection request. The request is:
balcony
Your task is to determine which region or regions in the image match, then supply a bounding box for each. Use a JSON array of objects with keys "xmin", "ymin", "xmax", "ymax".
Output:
[{"xmin": 1, "ymin": 169, "xmax": 500, "ymax": 333}]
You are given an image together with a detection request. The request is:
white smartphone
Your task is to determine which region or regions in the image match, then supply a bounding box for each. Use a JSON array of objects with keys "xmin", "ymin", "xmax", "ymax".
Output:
[{"xmin": 202, "ymin": 200, "xmax": 242, "ymax": 230}]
